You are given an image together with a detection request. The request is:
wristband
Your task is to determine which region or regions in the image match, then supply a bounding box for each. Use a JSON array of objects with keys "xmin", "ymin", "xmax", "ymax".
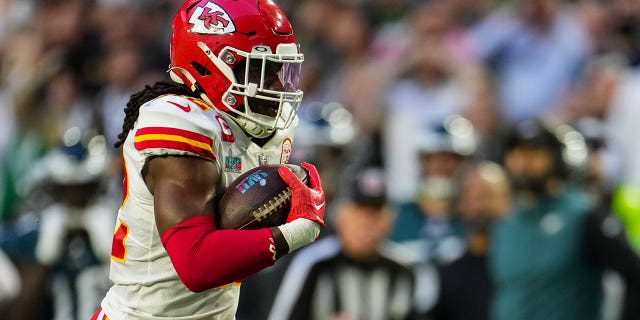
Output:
[{"xmin": 277, "ymin": 219, "xmax": 320, "ymax": 253}]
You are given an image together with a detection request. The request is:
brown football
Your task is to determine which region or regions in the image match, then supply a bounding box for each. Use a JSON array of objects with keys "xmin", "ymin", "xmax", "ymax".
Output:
[{"xmin": 216, "ymin": 164, "xmax": 308, "ymax": 230}]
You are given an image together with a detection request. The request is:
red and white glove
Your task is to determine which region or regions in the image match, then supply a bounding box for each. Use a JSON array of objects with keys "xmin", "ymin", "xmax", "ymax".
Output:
[
  {"xmin": 279, "ymin": 162, "xmax": 326, "ymax": 225},
  {"xmin": 277, "ymin": 162, "xmax": 326, "ymax": 253}
]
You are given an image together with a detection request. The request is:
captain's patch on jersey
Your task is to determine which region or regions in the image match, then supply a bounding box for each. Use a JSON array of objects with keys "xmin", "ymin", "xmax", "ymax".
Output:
[{"xmin": 188, "ymin": 2, "xmax": 236, "ymax": 35}]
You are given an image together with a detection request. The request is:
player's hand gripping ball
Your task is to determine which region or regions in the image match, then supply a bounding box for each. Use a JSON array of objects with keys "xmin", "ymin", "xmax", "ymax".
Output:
[{"xmin": 217, "ymin": 164, "xmax": 309, "ymax": 230}]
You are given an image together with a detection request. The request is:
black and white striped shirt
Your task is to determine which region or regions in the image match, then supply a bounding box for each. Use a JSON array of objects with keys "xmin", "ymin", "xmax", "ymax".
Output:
[{"xmin": 269, "ymin": 236, "xmax": 417, "ymax": 320}]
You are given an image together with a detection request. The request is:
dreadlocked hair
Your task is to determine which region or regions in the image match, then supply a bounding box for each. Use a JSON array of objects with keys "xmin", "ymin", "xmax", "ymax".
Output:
[{"xmin": 114, "ymin": 81, "xmax": 198, "ymax": 148}]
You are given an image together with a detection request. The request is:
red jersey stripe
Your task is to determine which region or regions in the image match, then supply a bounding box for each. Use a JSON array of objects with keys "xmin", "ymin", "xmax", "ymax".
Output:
[
  {"xmin": 134, "ymin": 126, "xmax": 215, "ymax": 159},
  {"xmin": 135, "ymin": 127, "xmax": 213, "ymax": 145},
  {"xmin": 134, "ymin": 139, "xmax": 215, "ymax": 160},
  {"xmin": 90, "ymin": 308, "xmax": 110, "ymax": 320}
]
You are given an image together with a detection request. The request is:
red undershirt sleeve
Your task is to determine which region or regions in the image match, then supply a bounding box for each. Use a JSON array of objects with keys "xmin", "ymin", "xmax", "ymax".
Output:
[{"xmin": 160, "ymin": 215, "xmax": 276, "ymax": 292}]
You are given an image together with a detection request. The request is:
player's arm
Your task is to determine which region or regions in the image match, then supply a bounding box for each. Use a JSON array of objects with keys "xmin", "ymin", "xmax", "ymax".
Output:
[
  {"xmin": 146, "ymin": 155, "xmax": 281, "ymax": 292},
  {"xmin": 146, "ymin": 155, "xmax": 218, "ymax": 234}
]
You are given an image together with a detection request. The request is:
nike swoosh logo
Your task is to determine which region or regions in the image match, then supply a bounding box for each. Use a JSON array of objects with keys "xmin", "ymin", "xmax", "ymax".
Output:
[
  {"xmin": 313, "ymin": 202, "xmax": 325, "ymax": 211},
  {"xmin": 168, "ymin": 101, "xmax": 191, "ymax": 112}
]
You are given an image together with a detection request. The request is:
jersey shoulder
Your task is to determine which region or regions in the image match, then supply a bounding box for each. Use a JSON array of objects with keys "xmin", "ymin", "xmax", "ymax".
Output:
[{"xmin": 132, "ymin": 94, "xmax": 219, "ymax": 161}]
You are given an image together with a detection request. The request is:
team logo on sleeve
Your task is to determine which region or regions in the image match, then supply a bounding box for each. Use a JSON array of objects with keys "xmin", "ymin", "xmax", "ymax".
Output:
[{"xmin": 188, "ymin": 2, "xmax": 236, "ymax": 35}]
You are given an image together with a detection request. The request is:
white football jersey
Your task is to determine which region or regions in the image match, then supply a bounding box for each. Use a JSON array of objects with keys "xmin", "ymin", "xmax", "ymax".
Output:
[{"xmin": 101, "ymin": 94, "xmax": 296, "ymax": 319}]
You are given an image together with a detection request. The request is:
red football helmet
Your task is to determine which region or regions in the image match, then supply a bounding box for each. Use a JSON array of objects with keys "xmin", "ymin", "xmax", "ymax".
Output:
[{"xmin": 169, "ymin": 0, "xmax": 304, "ymax": 138}]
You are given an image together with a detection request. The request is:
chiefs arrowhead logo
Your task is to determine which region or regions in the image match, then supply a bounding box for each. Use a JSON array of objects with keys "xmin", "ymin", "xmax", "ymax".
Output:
[
  {"xmin": 280, "ymin": 138, "xmax": 292, "ymax": 164},
  {"xmin": 188, "ymin": 2, "xmax": 236, "ymax": 35}
]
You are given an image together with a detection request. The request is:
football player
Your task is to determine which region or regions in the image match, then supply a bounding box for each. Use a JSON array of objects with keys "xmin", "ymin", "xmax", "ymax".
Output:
[{"xmin": 92, "ymin": 1, "xmax": 326, "ymax": 319}]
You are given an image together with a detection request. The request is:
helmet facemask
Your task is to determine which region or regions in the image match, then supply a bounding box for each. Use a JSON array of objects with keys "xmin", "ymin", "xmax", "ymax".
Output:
[{"xmin": 198, "ymin": 42, "xmax": 304, "ymax": 138}]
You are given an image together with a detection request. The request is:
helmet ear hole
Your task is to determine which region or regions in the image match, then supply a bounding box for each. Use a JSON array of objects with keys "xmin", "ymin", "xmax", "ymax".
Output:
[{"xmin": 190, "ymin": 61, "xmax": 212, "ymax": 76}]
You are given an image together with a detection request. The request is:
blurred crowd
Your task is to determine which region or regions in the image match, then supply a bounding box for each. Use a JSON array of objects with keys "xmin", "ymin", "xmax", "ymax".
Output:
[{"xmin": 0, "ymin": 0, "xmax": 640, "ymax": 319}]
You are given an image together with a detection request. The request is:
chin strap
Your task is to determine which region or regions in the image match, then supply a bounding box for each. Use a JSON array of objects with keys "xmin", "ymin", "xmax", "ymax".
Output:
[{"xmin": 234, "ymin": 115, "xmax": 274, "ymax": 139}]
